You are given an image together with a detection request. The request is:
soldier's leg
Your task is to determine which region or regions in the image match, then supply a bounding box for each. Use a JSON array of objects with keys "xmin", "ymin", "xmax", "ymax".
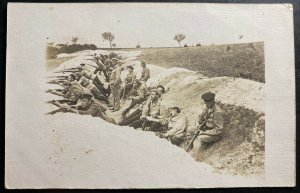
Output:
[
  {"xmin": 118, "ymin": 110, "xmax": 142, "ymax": 126},
  {"xmin": 102, "ymin": 70, "xmax": 109, "ymax": 82},
  {"xmin": 199, "ymin": 135, "xmax": 221, "ymax": 144},
  {"xmin": 129, "ymin": 119, "xmax": 143, "ymax": 128},
  {"xmin": 190, "ymin": 135, "xmax": 202, "ymax": 153},
  {"xmin": 114, "ymin": 86, "xmax": 121, "ymax": 110},
  {"xmin": 122, "ymin": 98, "xmax": 146, "ymax": 116},
  {"xmin": 92, "ymin": 89, "xmax": 110, "ymax": 104},
  {"xmin": 92, "ymin": 80, "xmax": 108, "ymax": 97}
]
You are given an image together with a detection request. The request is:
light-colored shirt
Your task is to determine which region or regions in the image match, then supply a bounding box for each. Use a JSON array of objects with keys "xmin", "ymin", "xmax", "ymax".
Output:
[
  {"xmin": 164, "ymin": 114, "xmax": 187, "ymax": 138},
  {"xmin": 141, "ymin": 98, "xmax": 161, "ymax": 118}
]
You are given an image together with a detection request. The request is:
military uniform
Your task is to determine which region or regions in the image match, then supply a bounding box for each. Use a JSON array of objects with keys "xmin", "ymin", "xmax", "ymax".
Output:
[
  {"xmin": 77, "ymin": 100, "xmax": 115, "ymax": 124},
  {"xmin": 110, "ymin": 65, "xmax": 122, "ymax": 110},
  {"xmin": 189, "ymin": 92, "xmax": 224, "ymax": 157},
  {"xmin": 140, "ymin": 68, "xmax": 150, "ymax": 82}
]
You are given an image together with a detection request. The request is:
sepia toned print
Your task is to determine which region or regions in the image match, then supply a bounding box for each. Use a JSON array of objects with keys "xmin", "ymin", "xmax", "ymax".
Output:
[
  {"xmin": 46, "ymin": 38, "xmax": 265, "ymax": 175},
  {"xmin": 6, "ymin": 3, "xmax": 295, "ymax": 188}
]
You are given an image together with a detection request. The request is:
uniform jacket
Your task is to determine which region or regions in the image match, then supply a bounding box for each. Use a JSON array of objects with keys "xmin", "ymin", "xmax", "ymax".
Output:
[
  {"xmin": 198, "ymin": 104, "xmax": 224, "ymax": 136},
  {"xmin": 141, "ymin": 98, "xmax": 161, "ymax": 118},
  {"xmin": 110, "ymin": 66, "xmax": 122, "ymax": 86}
]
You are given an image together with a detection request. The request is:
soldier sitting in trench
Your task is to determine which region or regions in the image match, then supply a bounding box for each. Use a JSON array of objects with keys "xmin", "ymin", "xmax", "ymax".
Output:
[
  {"xmin": 148, "ymin": 106, "xmax": 187, "ymax": 146},
  {"xmin": 67, "ymin": 92, "xmax": 116, "ymax": 124},
  {"xmin": 188, "ymin": 92, "xmax": 224, "ymax": 155}
]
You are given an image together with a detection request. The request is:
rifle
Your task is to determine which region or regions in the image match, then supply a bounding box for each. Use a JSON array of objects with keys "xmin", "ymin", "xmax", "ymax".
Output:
[
  {"xmin": 54, "ymin": 70, "xmax": 81, "ymax": 74},
  {"xmin": 47, "ymin": 80, "xmax": 66, "ymax": 84},
  {"xmin": 46, "ymin": 75, "xmax": 68, "ymax": 79},
  {"xmin": 46, "ymin": 108, "xmax": 65, "ymax": 115},
  {"xmin": 186, "ymin": 121, "xmax": 206, "ymax": 152}
]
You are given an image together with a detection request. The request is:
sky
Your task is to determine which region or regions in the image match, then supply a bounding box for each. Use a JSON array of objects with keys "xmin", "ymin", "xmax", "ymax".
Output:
[{"xmin": 43, "ymin": 3, "xmax": 291, "ymax": 48}]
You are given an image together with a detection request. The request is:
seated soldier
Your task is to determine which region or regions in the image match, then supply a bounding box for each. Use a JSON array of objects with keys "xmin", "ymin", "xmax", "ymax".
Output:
[
  {"xmin": 67, "ymin": 92, "xmax": 116, "ymax": 124},
  {"xmin": 140, "ymin": 61, "xmax": 150, "ymax": 82},
  {"xmin": 189, "ymin": 92, "xmax": 224, "ymax": 155},
  {"xmin": 79, "ymin": 76, "xmax": 110, "ymax": 104},
  {"xmin": 129, "ymin": 91, "xmax": 162, "ymax": 131},
  {"xmin": 152, "ymin": 107, "xmax": 187, "ymax": 146},
  {"xmin": 121, "ymin": 79, "xmax": 149, "ymax": 117},
  {"xmin": 120, "ymin": 65, "xmax": 136, "ymax": 99}
]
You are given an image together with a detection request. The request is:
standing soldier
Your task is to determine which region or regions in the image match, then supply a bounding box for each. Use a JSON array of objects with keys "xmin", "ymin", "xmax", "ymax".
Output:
[
  {"xmin": 109, "ymin": 60, "xmax": 122, "ymax": 112},
  {"xmin": 187, "ymin": 92, "xmax": 224, "ymax": 155},
  {"xmin": 121, "ymin": 65, "xmax": 136, "ymax": 99},
  {"xmin": 140, "ymin": 61, "xmax": 150, "ymax": 82}
]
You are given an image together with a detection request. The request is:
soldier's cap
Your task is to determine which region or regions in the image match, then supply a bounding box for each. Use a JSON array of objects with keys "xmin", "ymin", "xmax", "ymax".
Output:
[
  {"xmin": 80, "ymin": 63, "xmax": 86, "ymax": 66},
  {"xmin": 201, "ymin": 92, "xmax": 215, "ymax": 102},
  {"xmin": 80, "ymin": 92, "xmax": 93, "ymax": 99}
]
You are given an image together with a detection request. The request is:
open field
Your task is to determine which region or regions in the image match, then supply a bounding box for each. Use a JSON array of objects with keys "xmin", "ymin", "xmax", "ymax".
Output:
[{"xmin": 136, "ymin": 42, "xmax": 264, "ymax": 82}]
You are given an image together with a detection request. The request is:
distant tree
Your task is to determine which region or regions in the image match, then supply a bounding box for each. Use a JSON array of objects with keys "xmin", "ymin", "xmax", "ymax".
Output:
[
  {"xmin": 101, "ymin": 32, "xmax": 115, "ymax": 49},
  {"xmin": 71, "ymin": 37, "xmax": 78, "ymax": 44},
  {"xmin": 196, "ymin": 43, "xmax": 202, "ymax": 47},
  {"xmin": 184, "ymin": 44, "xmax": 188, "ymax": 47},
  {"xmin": 112, "ymin": 43, "xmax": 116, "ymax": 48},
  {"xmin": 136, "ymin": 44, "xmax": 141, "ymax": 48},
  {"xmin": 173, "ymin": 33, "xmax": 186, "ymax": 47}
]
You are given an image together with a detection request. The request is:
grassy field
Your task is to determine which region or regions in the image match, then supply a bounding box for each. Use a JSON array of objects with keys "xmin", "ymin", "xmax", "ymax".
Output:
[
  {"xmin": 136, "ymin": 42, "xmax": 264, "ymax": 82},
  {"xmin": 46, "ymin": 57, "xmax": 75, "ymax": 70}
]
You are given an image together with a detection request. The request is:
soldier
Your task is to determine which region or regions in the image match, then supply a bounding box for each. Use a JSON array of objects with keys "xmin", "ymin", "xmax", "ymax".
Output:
[
  {"xmin": 129, "ymin": 91, "xmax": 162, "ymax": 130},
  {"xmin": 188, "ymin": 92, "xmax": 224, "ymax": 154},
  {"xmin": 121, "ymin": 65, "xmax": 136, "ymax": 99},
  {"xmin": 79, "ymin": 77, "xmax": 110, "ymax": 104},
  {"xmin": 67, "ymin": 92, "xmax": 116, "ymax": 124},
  {"xmin": 92, "ymin": 56, "xmax": 110, "ymax": 82},
  {"xmin": 47, "ymin": 74, "xmax": 76, "ymax": 96},
  {"xmin": 140, "ymin": 61, "xmax": 150, "ymax": 82},
  {"xmin": 77, "ymin": 64, "xmax": 110, "ymax": 97},
  {"xmin": 121, "ymin": 79, "xmax": 149, "ymax": 117},
  {"xmin": 109, "ymin": 60, "xmax": 122, "ymax": 112},
  {"xmin": 151, "ymin": 107, "xmax": 187, "ymax": 146}
]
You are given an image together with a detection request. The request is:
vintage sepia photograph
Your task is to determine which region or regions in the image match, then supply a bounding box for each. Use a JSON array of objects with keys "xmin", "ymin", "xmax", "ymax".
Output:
[{"xmin": 5, "ymin": 3, "xmax": 295, "ymax": 188}]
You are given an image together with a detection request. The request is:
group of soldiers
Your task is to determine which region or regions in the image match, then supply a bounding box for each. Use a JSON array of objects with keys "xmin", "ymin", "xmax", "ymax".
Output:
[{"xmin": 47, "ymin": 52, "xmax": 224, "ymax": 153}]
